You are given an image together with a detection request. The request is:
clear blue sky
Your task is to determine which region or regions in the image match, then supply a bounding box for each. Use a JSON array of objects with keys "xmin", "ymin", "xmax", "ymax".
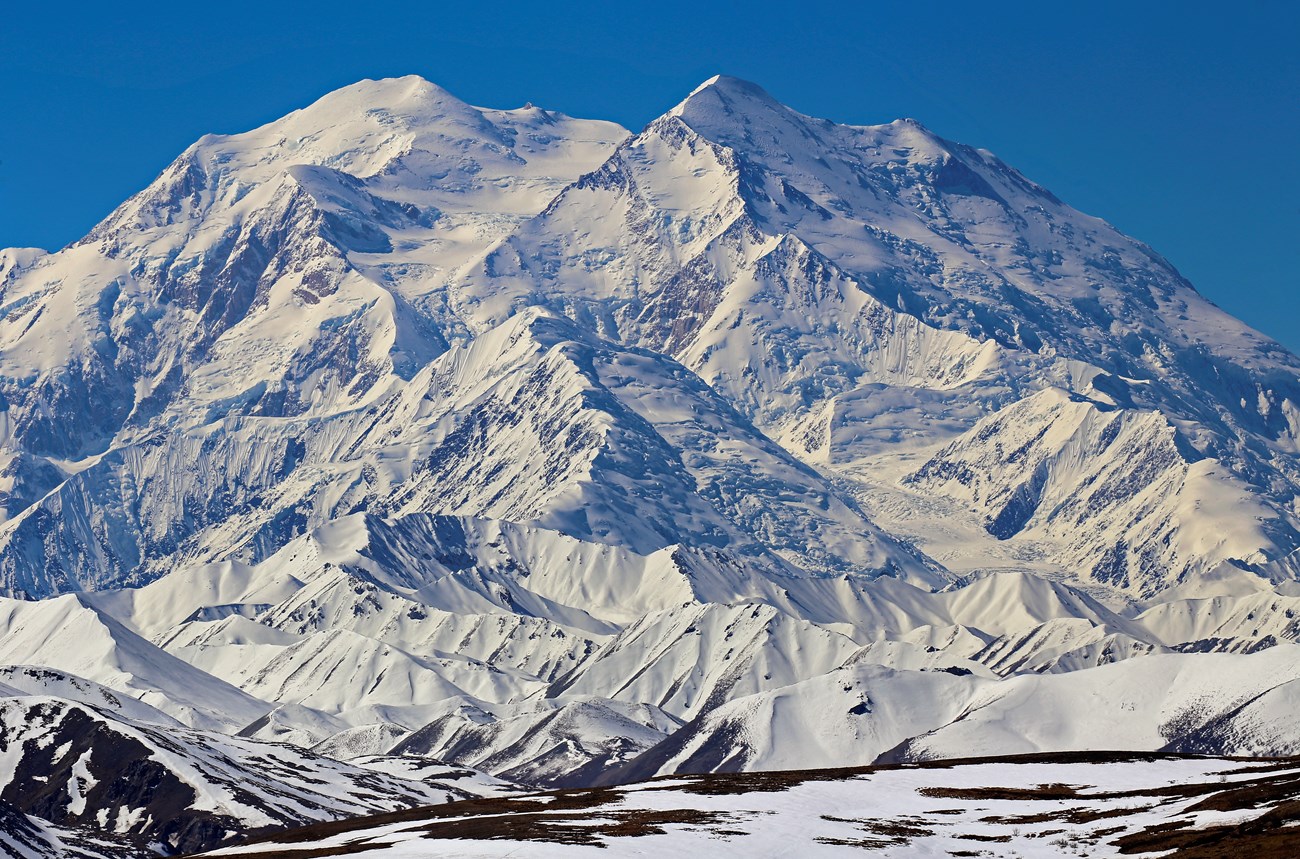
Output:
[{"xmin": 2, "ymin": 1, "xmax": 1296, "ymax": 351}]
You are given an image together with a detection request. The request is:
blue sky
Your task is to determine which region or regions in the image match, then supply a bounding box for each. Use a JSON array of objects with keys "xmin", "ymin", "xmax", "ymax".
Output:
[{"xmin": 2, "ymin": 1, "xmax": 1296, "ymax": 350}]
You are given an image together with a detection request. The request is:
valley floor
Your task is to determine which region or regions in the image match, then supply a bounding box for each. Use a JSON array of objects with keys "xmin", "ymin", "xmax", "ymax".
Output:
[{"xmin": 199, "ymin": 753, "xmax": 1300, "ymax": 858}]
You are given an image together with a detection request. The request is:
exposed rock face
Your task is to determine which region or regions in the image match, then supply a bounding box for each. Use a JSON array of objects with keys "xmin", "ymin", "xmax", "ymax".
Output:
[{"xmin": 0, "ymin": 693, "xmax": 506, "ymax": 856}]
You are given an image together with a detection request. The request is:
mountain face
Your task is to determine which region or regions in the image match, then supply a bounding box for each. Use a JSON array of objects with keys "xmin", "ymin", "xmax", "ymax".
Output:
[
  {"xmin": 481, "ymin": 76, "xmax": 1300, "ymax": 596},
  {"xmin": 0, "ymin": 681, "xmax": 511, "ymax": 856},
  {"xmin": 3, "ymin": 73, "xmax": 1300, "ymax": 854}
]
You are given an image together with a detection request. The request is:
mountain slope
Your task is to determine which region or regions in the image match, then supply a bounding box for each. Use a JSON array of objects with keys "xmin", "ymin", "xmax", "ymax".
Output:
[
  {"xmin": 614, "ymin": 646, "xmax": 1300, "ymax": 777},
  {"xmin": 0, "ymin": 691, "xmax": 509, "ymax": 856},
  {"xmin": 447, "ymin": 74, "xmax": 1300, "ymax": 596},
  {"xmin": 0, "ymin": 79, "xmax": 626, "ymax": 596},
  {"xmin": 0, "ymin": 595, "xmax": 269, "ymax": 731}
]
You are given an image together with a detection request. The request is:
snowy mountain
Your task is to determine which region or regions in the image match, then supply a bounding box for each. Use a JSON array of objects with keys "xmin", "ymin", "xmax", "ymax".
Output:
[
  {"xmin": 448, "ymin": 74, "xmax": 1300, "ymax": 596},
  {"xmin": 0, "ymin": 595, "xmax": 269, "ymax": 731},
  {"xmin": 0, "ymin": 685, "xmax": 511, "ymax": 855},
  {"xmin": 611, "ymin": 645, "xmax": 1300, "ymax": 778},
  {"xmin": 3, "ymin": 73, "xmax": 1300, "ymax": 854},
  {"xmin": 0, "ymin": 799, "xmax": 143, "ymax": 859}
]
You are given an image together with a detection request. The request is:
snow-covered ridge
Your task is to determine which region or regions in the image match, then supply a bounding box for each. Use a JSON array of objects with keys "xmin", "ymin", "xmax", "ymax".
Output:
[{"xmin": 0, "ymin": 687, "xmax": 511, "ymax": 855}]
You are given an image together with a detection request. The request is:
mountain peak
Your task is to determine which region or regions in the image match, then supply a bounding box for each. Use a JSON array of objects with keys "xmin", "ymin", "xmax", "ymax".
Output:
[
  {"xmin": 683, "ymin": 74, "xmax": 777, "ymax": 101},
  {"xmin": 663, "ymin": 74, "xmax": 834, "ymax": 157},
  {"xmin": 281, "ymin": 74, "xmax": 474, "ymax": 133},
  {"xmin": 321, "ymin": 74, "xmax": 458, "ymax": 107},
  {"xmin": 670, "ymin": 74, "xmax": 787, "ymax": 121},
  {"xmin": 167, "ymin": 74, "xmax": 491, "ymax": 184}
]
